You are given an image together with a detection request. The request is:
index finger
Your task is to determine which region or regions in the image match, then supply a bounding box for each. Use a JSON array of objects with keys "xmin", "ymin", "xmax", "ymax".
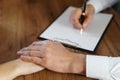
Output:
[{"xmin": 70, "ymin": 8, "xmax": 83, "ymax": 29}]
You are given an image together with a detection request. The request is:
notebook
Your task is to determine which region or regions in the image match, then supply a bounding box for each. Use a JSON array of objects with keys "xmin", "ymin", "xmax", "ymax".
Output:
[{"xmin": 39, "ymin": 6, "xmax": 113, "ymax": 52}]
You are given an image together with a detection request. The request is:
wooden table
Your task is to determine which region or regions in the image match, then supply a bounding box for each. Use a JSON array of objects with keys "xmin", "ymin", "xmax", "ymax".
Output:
[{"xmin": 0, "ymin": 0, "xmax": 120, "ymax": 80}]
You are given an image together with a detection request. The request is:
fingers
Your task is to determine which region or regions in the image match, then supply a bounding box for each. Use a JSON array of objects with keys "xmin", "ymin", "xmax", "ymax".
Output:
[
  {"xmin": 18, "ymin": 50, "xmax": 44, "ymax": 57},
  {"xmin": 70, "ymin": 8, "xmax": 83, "ymax": 29},
  {"xmin": 83, "ymin": 15, "xmax": 93, "ymax": 28},
  {"xmin": 17, "ymin": 48, "xmax": 44, "ymax": 58},
  {"xmin": 17, "ymin": 41, "xmax": 46, "ymax": 67},
  {"xmin": 70, "ymin": 5, "xmax": 94, "ymax": 29},
  {"xmin": 82, "ymin": 5, "xmax": 94, "ymax": 28},
  {"xmin": 20, "ymin": 55, "xmax": 44, "ymax": 65},
  {"xmin": 32, "ymin": 41, "xmax": 44, "ymax": 46},
  {"xmin": 17, "ymin": 41, "xmax": 47, "ymax": 58}
]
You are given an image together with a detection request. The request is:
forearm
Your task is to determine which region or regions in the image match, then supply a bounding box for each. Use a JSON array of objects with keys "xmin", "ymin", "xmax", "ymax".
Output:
[
  {"xmin": 0, "ymin": 59, "xmax": 44, "ymax": 80},
  {"xmin": 0, "ymin": 59, "xmax": 20, "ymax": 80},
  {"xmin": 70, "ymin": 53, "xmax": 86, "ymax": 75}
]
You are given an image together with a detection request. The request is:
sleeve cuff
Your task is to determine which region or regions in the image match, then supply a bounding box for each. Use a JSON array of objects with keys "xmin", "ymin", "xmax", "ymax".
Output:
[
  {"xmin": 87, "ymin": 0, "xmax": 119, "ymax": 13},
  {"xmin": 86, "ymin": 55, "xmax": 110, "ymax": 79},
  {"xmin": 87, "ymin": 1, "xmax": 104, "ymax": 13}
]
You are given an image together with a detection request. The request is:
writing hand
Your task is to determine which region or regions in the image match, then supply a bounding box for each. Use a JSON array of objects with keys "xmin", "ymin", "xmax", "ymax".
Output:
[{"xmin": 70, "ymin": 4, "xmax": 95, "ymax": 29}]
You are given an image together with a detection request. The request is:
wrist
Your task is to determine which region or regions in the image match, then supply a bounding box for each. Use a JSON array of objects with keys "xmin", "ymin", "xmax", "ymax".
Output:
[
  {"xmin": 0, "ymin": 59, "xmax": 20, "ymax": 80},
  {"xmin": 70, "ymin": 53, "xmax": 86, "ymax": 75},
  {"xmin": 8, "ymin": 59, "xmax": 22, "ymax": 79},
  {"xmin": 86, "ymin": 4, "xmax": 95, "ymax": 15}
]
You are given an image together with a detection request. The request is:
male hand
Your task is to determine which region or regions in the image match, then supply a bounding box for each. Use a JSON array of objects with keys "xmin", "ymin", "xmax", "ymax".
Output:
[
  {"xmin": 17, "ymin": 40, "xmax": 86, "ymax": 74},
  {"xmin": 70, "ymin": 4, "xmax": 95, "ymax": 29}
]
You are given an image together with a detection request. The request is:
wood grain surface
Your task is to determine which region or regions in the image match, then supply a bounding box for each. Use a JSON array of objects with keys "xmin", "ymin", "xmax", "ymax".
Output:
[{"xmin": 0, "ymin": 0, "xmax": 119, "ymax": 80}]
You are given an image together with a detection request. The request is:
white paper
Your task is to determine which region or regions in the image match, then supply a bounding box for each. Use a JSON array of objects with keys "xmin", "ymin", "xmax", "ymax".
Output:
[{"xmin": 40, "ymin": 6, "xmax": 113, "ymax": 51}]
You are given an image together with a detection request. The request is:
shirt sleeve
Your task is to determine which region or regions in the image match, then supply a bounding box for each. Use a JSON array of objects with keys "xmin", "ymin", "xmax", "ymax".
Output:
[
  {"xmin": 86, "ymin": 55, "xmax": 120, "ymax": 80},
  {"xmin": 87, "ymin": 0, "xmax": 119, "ymax": 13}
]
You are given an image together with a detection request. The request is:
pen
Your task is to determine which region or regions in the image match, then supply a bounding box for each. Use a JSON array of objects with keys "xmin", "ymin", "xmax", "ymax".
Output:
[{"xmin": 79, "ymin": 0, "xmax": 87, "ymax": 34}]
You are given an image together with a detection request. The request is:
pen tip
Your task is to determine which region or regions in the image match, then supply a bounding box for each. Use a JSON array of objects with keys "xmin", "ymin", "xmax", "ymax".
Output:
[{"xmin": 80, "ymin": 28, "xmax": 83, "ymax": 35}]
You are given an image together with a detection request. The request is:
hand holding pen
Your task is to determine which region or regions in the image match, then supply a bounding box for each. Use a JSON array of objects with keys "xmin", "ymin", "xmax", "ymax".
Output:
[
  {"xmin": 79, "ymin": 0, "xmax": 87, "ymax": 33},
  {"xmin": 70, "ymin": 2, "xmax": 95, "ymax": 31}
]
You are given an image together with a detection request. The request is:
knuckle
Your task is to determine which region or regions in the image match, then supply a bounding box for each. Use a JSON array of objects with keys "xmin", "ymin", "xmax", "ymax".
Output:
[
  {"xmin": 32, "ymin": 41, "xmax": 37, "ymax": 44},
  {"xmin": 46, "ymin": 40, "xmax": 52, "ymax": 44},
  {"xmin": 28, "ymin": 51, "xmax": 33, "ymax": 56},
  {"xmin": 44, "ymin": 52, "xmax": 49, "ymax": 58},
  {"xmin": 31, "ymin": 58, "xmax": 36, "ymax": 63},
  {"xmin": 32, "ymin": 41, "xmax": 40, "ymax": 44},
  {"xmin": 43, "ymin": 59, "xmax": 48, "ymax": 66},
  {"xmin": 44, "ymin": 48, "xmax": 49, "ymax": 56}
]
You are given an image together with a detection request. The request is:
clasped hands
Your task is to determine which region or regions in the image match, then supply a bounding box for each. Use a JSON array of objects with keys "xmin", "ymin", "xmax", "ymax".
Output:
[{"xmin": 17, "ymin": 40, "xmax": 86, "ymax": 75}]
